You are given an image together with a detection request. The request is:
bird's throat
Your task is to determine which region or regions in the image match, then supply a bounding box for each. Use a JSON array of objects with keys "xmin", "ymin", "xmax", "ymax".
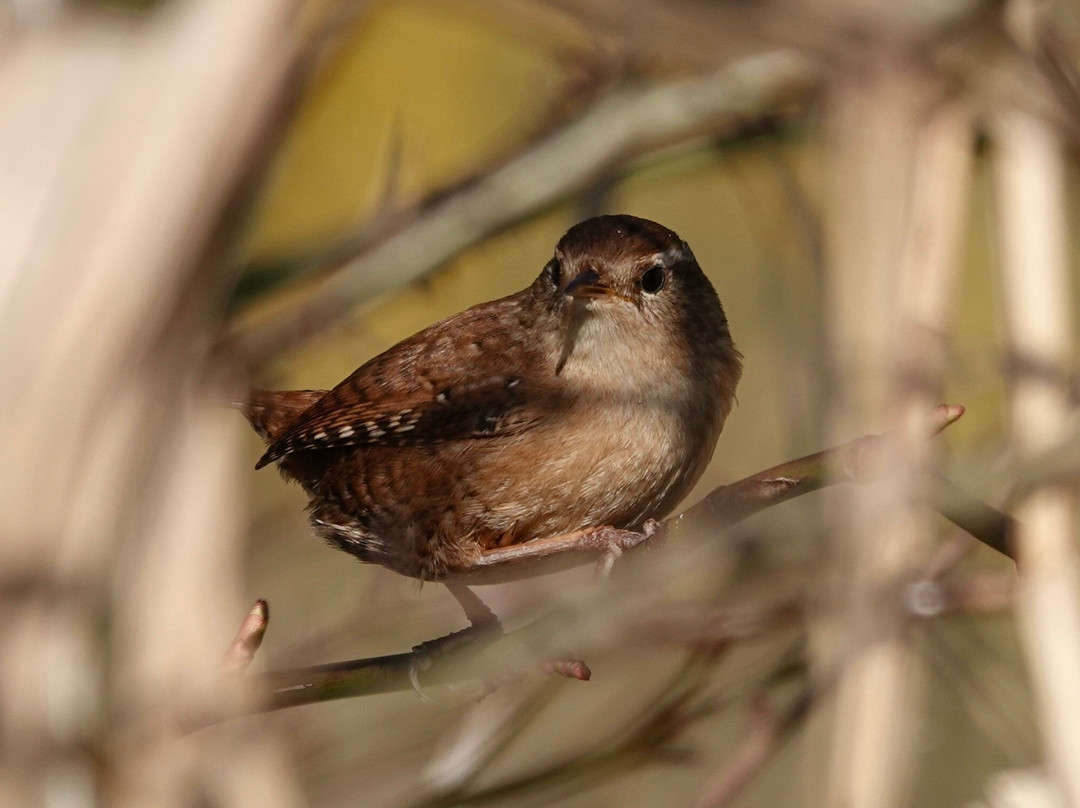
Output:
[{"xmin": 554, "ymin": 300, "xmax": 591, "ymax": 375}]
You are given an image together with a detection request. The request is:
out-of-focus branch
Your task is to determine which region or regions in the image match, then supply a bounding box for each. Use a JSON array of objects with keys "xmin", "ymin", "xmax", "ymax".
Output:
[
  {"xmin": 1008, "ymin": 416, "xmax": 1080, "ymax": 500},
  {"xmin": 222, "ymin": 49, "xmax": 822, "ymax": 367},
  {"xmin": 696, "ymin": 689, "xmax": 815, "ymax": 808},
  {"xmin": 421, "ymin": 678, "xmax": 564, "ymax": 799},
  {"xmin": 903, "ymin": 573, "xmax": 1017, "ymax": 619},
  {"xmin": 408, "ymin": 651, "xmax": 720, "ymax": 808},
  {"xmin": 925, "ymin": 476, "xmax": 1014, "ymax": 559},
  {"xmin": 692, "ymin": 566, "xmax": 1020, "ymax": 808},
  {"xmin": 692, "ymin": 548, "xmax": 1016, "ymax": 808}
]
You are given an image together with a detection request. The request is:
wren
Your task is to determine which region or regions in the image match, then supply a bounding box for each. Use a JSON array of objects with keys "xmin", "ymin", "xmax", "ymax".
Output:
[{"xmin": 244, "ymin": 215, "xmax": 742, "ymax": 584}]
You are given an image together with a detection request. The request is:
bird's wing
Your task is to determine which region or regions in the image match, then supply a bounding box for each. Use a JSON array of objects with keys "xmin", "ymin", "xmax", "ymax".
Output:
[{"xmin": 255, "ymin": 304, "xmax": 554, "ymax": 469}]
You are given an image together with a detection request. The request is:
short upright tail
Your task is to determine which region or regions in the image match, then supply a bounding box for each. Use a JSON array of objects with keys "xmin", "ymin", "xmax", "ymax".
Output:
[{"xmin": 240, "ymin": 389, "xmax": 327, "ymax": 442}]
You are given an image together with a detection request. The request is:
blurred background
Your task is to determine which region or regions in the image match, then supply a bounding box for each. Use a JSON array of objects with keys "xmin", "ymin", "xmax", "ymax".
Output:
[{"xmin": 2, "ymin": 0, "xmax": 1079, "ymax": 806}]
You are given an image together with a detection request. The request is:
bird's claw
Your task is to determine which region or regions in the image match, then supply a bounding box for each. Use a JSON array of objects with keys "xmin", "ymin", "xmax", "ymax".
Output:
[
  {"xmin": 409, "ymin": 626, "xmax": 488, "ymax": 703},
  {"xmin": 641, "ymin": 518, "xmax": 668, "ymax": 548},
  {"xmin": 585, "ymin": 522, "xmax": 665, "ymax": 579},
  {"xmin": 409, "ymin": 636, "xmax": 443, "ymax": 704}
]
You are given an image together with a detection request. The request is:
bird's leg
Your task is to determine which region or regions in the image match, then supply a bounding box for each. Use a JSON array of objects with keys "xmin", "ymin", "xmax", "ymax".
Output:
[
  {"xmin": 589, "ymin": 519, "xmax": 666, "ymax": 577},
  {"xmin": 409, "ymin": 522, "xmax": 664, "ymax": 692},
  {"xmin": 444, "ymin": 580, "xmax": 592, "ymax": 683},
  {"xmin": 409, "ymin": 583, "xmax": 502, "ymax": 700},
  {"xmin": 444, "ymin": 580, "xmax": 502, "ymax": 630},
  {"xmin": 411, "ymin": 577, "xmax": 594, "ymax": 695},
  {"xmin": 446, "ymin": 520, "xmax": 666, "ymax": 586}
]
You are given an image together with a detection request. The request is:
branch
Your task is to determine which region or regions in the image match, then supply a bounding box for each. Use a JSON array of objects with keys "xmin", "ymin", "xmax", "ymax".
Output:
[
  {"xmin": 250, "ymin": 595, "xmax": 785, "ymax": 715},
  {"xmin": 200, "ymin": 591, "xmax": 789, "ymax": 727},
  {"xmin": 258, "ymin": 625, "xmax": 503, "ymax": 711},
  {"xmin": 675, "ymin": 404, "xmax": 1015, "ymax": 560},
  {"xmin": 221, "ymin": 50, "xmax": 821, "ymax": 367},
  {"xmin": 205, "ymin": 403, "xmax": 1013, "ymax": 721}
]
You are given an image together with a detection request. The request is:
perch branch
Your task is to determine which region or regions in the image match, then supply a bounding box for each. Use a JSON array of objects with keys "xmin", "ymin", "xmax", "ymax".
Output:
[
  {"xmin": 676, "ymin": 404, "xmax": 1015, "ymax": 560},
  {"xmin": 209, "ymin": 403, "xmax": 1012, "ymax": 717},
  {"xmin": 259, "ymin": 624, "xmax": 503, "ymax": 711}
]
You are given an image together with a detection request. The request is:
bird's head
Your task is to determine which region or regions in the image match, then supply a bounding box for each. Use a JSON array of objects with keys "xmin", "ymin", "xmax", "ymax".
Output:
[{"xmin": 531, "ymin": 215, "xmax": 740, "ymax": 396}]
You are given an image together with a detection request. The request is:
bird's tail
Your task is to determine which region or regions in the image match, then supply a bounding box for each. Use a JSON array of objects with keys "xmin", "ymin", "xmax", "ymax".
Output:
[{"xmin": 239, "ymin": 389, "xmax": 327, "ymax": 442}]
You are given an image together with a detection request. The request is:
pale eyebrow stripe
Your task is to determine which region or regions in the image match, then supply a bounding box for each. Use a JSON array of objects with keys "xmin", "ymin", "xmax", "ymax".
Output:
[{"xmin": 654, "ymin": 246, "xmax": 685, "ymax": 265}]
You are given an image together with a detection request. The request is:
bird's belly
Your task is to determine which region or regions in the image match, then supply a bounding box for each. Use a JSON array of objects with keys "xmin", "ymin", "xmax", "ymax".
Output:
[
  {"xmin": 306, "ymin": 401, "xmax": 711, "ymax": 579},
  {"xmin": 463, "ymin": 402, "xmax": 704, "ymax": 543}
]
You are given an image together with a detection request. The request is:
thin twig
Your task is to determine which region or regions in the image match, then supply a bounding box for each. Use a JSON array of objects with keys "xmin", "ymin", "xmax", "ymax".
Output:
[
  {"xmin": 696, "ymin": 687, "xmax": 815, "ymax": 808},
  {"xmin": 421, "ymin": 678, "xmax": 564, "ymax": 800}
]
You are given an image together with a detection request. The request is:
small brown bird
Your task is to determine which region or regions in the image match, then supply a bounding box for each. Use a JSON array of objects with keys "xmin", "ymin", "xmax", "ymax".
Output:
[{"xmin": 244, "ymin": 215, "xmax": 741, "ymax": 587}]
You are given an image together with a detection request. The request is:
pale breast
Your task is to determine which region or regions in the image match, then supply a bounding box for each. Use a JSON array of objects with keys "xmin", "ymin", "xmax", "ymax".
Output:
[{"xmin": 458, "ymin": 383, "xmax": 713, "ymax": 548}]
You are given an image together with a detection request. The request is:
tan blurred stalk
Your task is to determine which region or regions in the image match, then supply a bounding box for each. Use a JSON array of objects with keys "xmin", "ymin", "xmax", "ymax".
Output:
[
  {"xmin": 817, "ymin": 27, "xmax": 972, "ymax": 808},
  {"xmin": 994, "ymin": 1, "xmax": 1080, "ymax": 803},
  {"xmin": 0, "ymin": 1, "xmax": 305, "ymax": 806}
]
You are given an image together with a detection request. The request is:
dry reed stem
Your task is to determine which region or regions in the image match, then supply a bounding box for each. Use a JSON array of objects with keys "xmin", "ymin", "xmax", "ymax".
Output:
[
  {"xmin": 820, "ymin": 57, "xmax": 972, "ymax": 808},
  {"xmin": 0, "ymin": 1, "xmax": 305, "ymax": 804},
  {"xmin": 994, "ymin": 4, "xmax": 1080, "ymax": 797}
]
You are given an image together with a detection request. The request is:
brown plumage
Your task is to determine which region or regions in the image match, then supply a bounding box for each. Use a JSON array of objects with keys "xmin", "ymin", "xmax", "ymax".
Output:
[{"xmin": 243, "ymin": 215, "xmax": 742, "ymax": 581}]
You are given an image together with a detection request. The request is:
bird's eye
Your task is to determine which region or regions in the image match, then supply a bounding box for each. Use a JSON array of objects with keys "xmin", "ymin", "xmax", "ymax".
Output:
[
  {"xmin": 548, "ymin": 259, "xmax": 561, "ymax": 288},
  {"xmin": 640, "ymin": 266, "xmax": 666, "ymax": 294}
]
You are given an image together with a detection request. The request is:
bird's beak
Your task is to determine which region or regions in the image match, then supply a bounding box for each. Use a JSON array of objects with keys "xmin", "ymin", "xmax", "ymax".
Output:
[{"xmin": 564, "ymin": 268, "xmax": 612, "ymax": 300}]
